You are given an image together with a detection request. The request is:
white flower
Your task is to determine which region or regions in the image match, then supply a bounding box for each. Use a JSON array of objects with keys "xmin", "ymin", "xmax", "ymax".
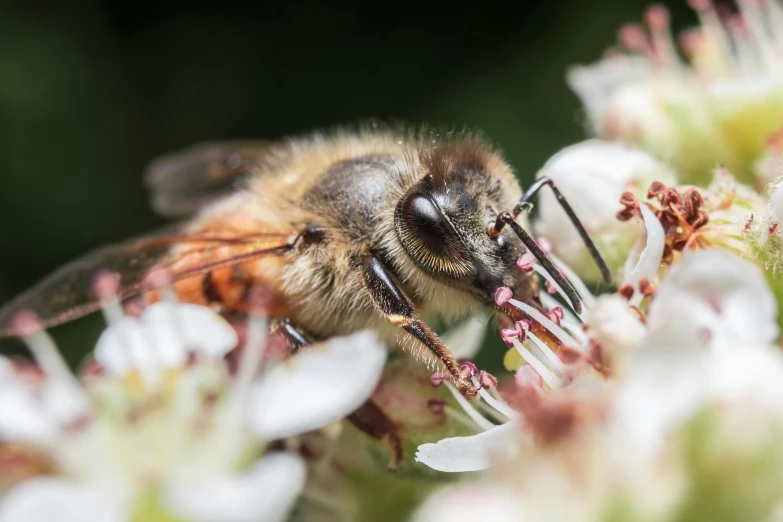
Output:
[
  {"xmin": 534, "ymin": 139, "xmax": 676, "ymax": 282},
  {"xmin": 0, "ymin": 295, "xmax": 386, "ymax": 522},
  {"xmin": 568, "ymin": 1, "xmax": 783, "ymax": 187},
  {"xmin": 412, "ymin": 484, "xmax": 523, "ymax": 522},
  {"xmin": 613, "ymin": 249, "xmax": 782, "ymax": 459},
  {"xmin": 413, "ymin": 251, "xmax": 783, "ymax": 522},
  {"xmin": 416, "ymin": 199, "xmax": 666, "ymax": 473}
]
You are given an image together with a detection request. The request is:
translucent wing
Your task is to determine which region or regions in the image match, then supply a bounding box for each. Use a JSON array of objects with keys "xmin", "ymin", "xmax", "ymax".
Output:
[
  {"xmin": 0, "ymin": 225, "xmax": 295, "ymax": 338},
  {"xmin": 145, "ymin": 140, "xmax": 281, "ymax": 217}
]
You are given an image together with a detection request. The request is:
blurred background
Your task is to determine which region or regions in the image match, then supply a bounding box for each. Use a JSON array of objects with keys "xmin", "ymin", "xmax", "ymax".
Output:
[{"xmin": 0, "ymin": 0, "xmax": 696, "ymax": 363}]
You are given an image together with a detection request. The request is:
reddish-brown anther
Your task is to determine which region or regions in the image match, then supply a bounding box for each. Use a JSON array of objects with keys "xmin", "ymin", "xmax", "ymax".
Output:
[
  {"xmin": 618, "ymin": 283, "xmax": 635, "ymax": 301},
  {"xmin": 683, "ymin": 188, "xmax": 704, "ymax": 217},
  {"xmin": 661, "ymin": 188, "xmax": 682, "ymax": 208},
  {"xmin": 672, "ymin": 237, "xmax": 689, "ymax": 251},
  {"xmin": 619, "ymin": 191, "xmax": 638, "ymax": 207},
  {"xmin": 639, "ymin": 277, "xmax": 657, "ymax": 297},
  {"xmin": 690, "ymin": 211, "xmax": 709, "ymax": 229},
  {"xmin": 647, "ymin": 180, "xmax": 667, "ymax": 198}
]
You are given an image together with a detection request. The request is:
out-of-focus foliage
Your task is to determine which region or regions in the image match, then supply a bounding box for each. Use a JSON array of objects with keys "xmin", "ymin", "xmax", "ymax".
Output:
[{"xmin": 0, "ymin": 0, "xmax": 696, "ymax": 365}]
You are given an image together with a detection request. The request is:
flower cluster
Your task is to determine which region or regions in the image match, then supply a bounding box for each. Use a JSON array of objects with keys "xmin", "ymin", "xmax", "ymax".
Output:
[
  {"xmin": 568, "ymin": 0, "xmax": 783, "ymax": 187},
  {"xmin": 411, "ymin": 2, "xmax": 783, "ymax": 522},
  {"xmin": 0, "ymin": 274, "xmax": 387, "ymax": 522}
]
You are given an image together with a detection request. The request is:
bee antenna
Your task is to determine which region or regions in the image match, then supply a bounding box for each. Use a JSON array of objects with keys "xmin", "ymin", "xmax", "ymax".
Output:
[
  {"xmin": 513, "ymin": 177, "xmax": 612, "ymax": 285},
  {"xmin": 490, "ymin": 212, "xmax": 582, "ymax": 315}
]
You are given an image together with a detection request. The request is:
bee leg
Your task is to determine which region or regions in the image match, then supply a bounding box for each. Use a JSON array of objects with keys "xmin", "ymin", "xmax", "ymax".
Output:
[
  {"xmin": 269, "ymin": 318, "xmax": 403, "ymax": 469},
  {"xmin": 362, "ymin": 255, "xmax": 479, "ymax": 399},
  {"xmin": 347, "ymin": 400, "xmax": 403, "ymax": 471},
  {"xmin": 275, "ymin": 318, "xmax": 314, "ymax": 354}
]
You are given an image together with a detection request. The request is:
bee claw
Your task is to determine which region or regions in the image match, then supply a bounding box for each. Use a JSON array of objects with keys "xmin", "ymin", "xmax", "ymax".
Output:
[{"xmin": 455, "ymin": 379, "xmax": 480, "ymax": 399}]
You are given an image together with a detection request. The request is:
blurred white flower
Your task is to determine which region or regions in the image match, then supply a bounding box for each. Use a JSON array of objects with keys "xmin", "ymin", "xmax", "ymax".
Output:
[
  {"xmin": 534, "ymin": 139, "xmax": 676, "ymax": 282},
  {"xmin": 416, "ymin": 200, "xmax": 665, "ymax": 473},
  {"xmin": 568, "ymin": 1, "xmax": 783, "ymax": 187},
  {"xmin": 413, "ymin": 251, "xmax": 783, "ymax": 522},
  {"xmin": 0, "ymin": 289, "xmax": 386, "ymax": 522}
]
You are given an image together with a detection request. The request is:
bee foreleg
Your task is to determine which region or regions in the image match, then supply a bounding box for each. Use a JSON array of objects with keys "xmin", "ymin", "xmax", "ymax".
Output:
[
  {"xmin": 362, "ymin": 255, "xmax": 479, "ymax": 399},
  {"xmin": 269, "ymin": 318, "xmax": 403, "ymax": 469}
]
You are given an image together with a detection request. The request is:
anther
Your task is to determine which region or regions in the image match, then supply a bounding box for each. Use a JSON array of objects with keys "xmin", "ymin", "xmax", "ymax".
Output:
[
  {"xmin": 494, "ymin": 286, "xmax": 513, "ymax": 306},
  {"xmin": 645, "ymin": 4, "xmax": 670, "ymax": 29},
  {"xmin": 771, "ymin": 223, "xmax": 779, "ymax": 235},
  {"xmin": 430, "ymin": 371, "xmax": 445, "ymax": 387},
  {"xmin": 535, "ymin": 237, "xmax": 553, "ymax": 255},
  {"xmin": 10, "ymin": 310, "xmax": 45, "ymax": 339},
  {"xmin": 501, "ymin": 328, "xmax": 520, "ymax": 347},
  {"xmin": 478, "ymin": 370, "xmax": 498, "ymax": 389},
  {"xmin": 558, "ymin": 345, "xmax": 583, "ymax": 364},
  {"xmin": 618, "ymin": 283, "xmax": 635, "ymax": 301},
  {"xmin": 639, "ymin": 277, "xmax": 657, "ymax": 297},
  {"xmin": 516, "ymin": 253, "xmax": 536, "ymax": 273},
  {"xmin": 547, "ymin": 307, "xmax": 564, "ymax": 326},
  {"xmin": 515, "ymin": 363, "xmax": 543, "ymax": 391},
  {"xmin": 647, "ymin": 181, "xmax": 667, "ymax": 198},
  {"xmin": 143, "ymin": 266, "xmax": 177, "ymax": 303},
  {"xmin": 460, "ymin": 361, "xmax": 478, "ymax": 380},
  {"xmin": 92, "ymin": 270, "xmax": 125, "ymax": 325}
]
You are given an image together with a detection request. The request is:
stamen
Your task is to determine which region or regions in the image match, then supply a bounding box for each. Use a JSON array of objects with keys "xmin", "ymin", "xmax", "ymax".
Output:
[
  {"xmin": 533, "ymin": 264, "xmax": 584, "ymax": 318},
  {"xmin": 547, "ymin": 307, "xmax": 565, "ymax": 326},
  {"xmin": 478, "ymin": 370, "xmax": 498, "ymax": 389},
  {"xmin": 689, "ymin": 0, "xmax": 734, "ymax": 69},
  {"xmin": 443, "ymin": 382, "xmax": 495, "ymax": 431},
  {"xmin": 430, "ymin": 371, "xmax": 446, "ymax": 387},
  {"xmin": 515, "ymin": 363, "xmax": 543, "ymax": 391},
  {"xmin": 525, "ymin": 331, "xmax": 566, "ymax": 376},
  {"xmin": 535, "ymin": 237, "xmax": 553, "ymax": 255},
  {"xmin": 619, "ymin": 23, "xmax": 654, "ymax": 58},
  {"xmin": 510, "ymin": 338, "xmax": 562, "ymax": 389},
  {"xmin": 477, "ymin": 388, "xmax": 515, "ymax": 420},
  {"xmin": 549, "ymin": 253, "xmax": 597, "ymax": 309},
  {"xmin": 645, "ymin": 4, "xmax": 683, "ymax": 68},
  {"xmin": 92, "ymin": 271, "xmax": 125, "ymax": 325},
  {"xmin": 494, "ymin": 287, "xmax": 513, "ymax": 306},
  {"xmin": 233, "ymin": 288, "xmax": 270, "ymax": 398},
  {"xmin": 736, "ymin": 0, "xmax": 775, "ymax": 66},
  {"xmin": 516, "ymin": 253, "xmax": 536, "ymax": 272},
  {"xmin": 460, "ymin": 361, "xmax": 478, "ymax": 380},
  {"xmin": 508, "ymin": 299, "xmax": 581, "ymax": 350},
  {"xmin": 143, "ymin": 266, "xmax": 177, "ymax": 303},
  {"xmin": 11, "ymin": 311, "xmax": 82, "ymax": 390}
]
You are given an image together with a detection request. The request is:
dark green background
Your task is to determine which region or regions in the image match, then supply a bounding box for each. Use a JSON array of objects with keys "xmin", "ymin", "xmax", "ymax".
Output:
[{"xmin": 0, "ymin": 0, "xmax": 695, "ymax": 361}]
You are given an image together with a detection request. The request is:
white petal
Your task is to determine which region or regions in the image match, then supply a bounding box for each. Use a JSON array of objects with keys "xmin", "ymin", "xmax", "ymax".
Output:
[
  {"xmin": 164, "ymin": 452, "xmax": 306, "ymax": 522},
  {"xmin": 415, "ymin": 422, "xmax": 519, "ymax": 472},
  {"xmin": 0, "ymin": 479, "xmax": 128, "ymax": 522},
  {"xmin": 649, "ymin": 249, "xmax": 777, "ymax": 345},
  {"xmin": 586, "ymin": 294, "xmax": 645, "ymax": 356},
  {"xmin": 624, "ymin": 203, "xmax": 665, "ymax": 306},
  {"xmin": 95, "ymin": 303, "xmax": 237, "ymax": 375},
  {"xmin": 249, "ymin": 330, "xmax": 386, "ymax": 441},
  {"xmin": 442, "ymin": 316, "xmax": 488, "ymax": 360},
  {"xmin": 167, "ymin": 303, "xmax": 238, "ymax": 358},
  {"xmin": 535, "ymin": 139, "xmax": 674, "ymax": 280},
  {"xmin": 0, "ymin": 380, "xmax": 58, "ymax": 446},
  {"xmin": 412, "ymin": 484, "xmax": 523, "ymax": 522}
]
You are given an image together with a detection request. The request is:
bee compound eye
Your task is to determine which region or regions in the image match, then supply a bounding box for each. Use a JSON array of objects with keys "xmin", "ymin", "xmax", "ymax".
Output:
[{"xmin": 400, "ymin": 192, "xmax": 452, "ymax": 257}]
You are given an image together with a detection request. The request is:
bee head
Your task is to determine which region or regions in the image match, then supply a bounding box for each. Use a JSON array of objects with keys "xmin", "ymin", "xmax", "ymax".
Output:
[{"xmin": 394, "ymin": 137, "xmax": 538, "ymax": 305}]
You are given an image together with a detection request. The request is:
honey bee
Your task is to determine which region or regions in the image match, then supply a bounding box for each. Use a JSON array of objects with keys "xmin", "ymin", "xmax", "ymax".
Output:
[{"xmin": 0, "ymin": 127, "xmax": 610, "ymax": 399}]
